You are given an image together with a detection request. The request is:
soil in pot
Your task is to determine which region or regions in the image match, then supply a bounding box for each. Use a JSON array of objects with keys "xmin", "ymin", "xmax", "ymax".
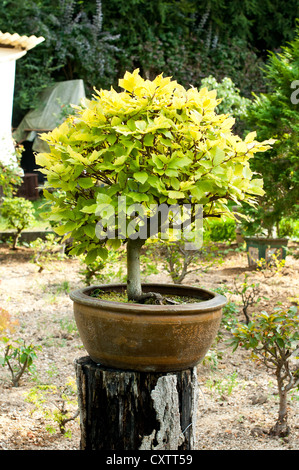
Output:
[{"xmin": 89, "ymin": 286, "xmax": 206, "ymax": 305}]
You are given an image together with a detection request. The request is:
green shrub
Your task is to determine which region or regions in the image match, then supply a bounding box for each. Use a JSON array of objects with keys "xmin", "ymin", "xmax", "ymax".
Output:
[
  {"xmin": 0, "ymin": 142, "xmax": 23, "ymax": 198},
  {"xmin": 0, "ymin": 337, "xmax": 41, "ymax": 387},
  {"xmin": 228, "ymin": 306, "xmax": 299, "ymax": 436},
  {"xmin": 0, "ymin": 197, "xmax": 36, "ymax": 249},
  {"xmin": 242, "ymin": 24, "xmax": 299, "ymax": 236},
  {"xmin": 204, "ymin": 218, "xmax": 237, "ymax": 242},
  {"xmin": 279, "ymin": 218, "xmax": 299, "ymax": 239},
  {"xmin": 25, "ymin": 378, "xmax": 79, "ymax": 436},
  {"xmin": 36, "ymin": 69, "xmax": 273, "ymax": 302}
]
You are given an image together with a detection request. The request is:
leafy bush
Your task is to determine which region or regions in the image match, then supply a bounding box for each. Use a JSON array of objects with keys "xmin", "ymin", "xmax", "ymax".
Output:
[
  {"xmin": 228, "ymin": 305, "xmax": 299, "ymax": 436},
  {"xmin": 0, "ymin": 142, "xmax": 23, "ymax": 198},
  {"xmin": 0, "ymin": 197, "xmax": 36, "ymax": 249},
  {"xmin": 36, "ymin": 69, "xmax": 273, "ymax": 302},
  {"xmin": 0, "ymin": 337, "xmax": 41, "ymax": 387},
  {"xmin": 279, "ymin": 218, "xmax": 299, "ymax": 239},
  {"xmin": 204, "ymin": 218, "xmax": 237, "ymax": 242},
  {"xmin": 200, "ymin": 76, "xmax": 251, "ymax": 135},
  {"xmin": 25, "ymin": 378, "xmax": 79, "ymax": 436},
  {"xmin": 242, "ymin": 24, "xmax": 299, "ymax": 236}
]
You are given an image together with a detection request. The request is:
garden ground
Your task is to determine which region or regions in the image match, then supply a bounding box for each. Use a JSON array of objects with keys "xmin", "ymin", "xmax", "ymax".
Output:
[{"xmin": 0, "ymin": 241, "xmax": 298, "ymax": 451}]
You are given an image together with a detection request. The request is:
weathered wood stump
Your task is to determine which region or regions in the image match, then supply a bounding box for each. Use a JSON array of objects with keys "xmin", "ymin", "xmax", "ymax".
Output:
[{"xmin": 75, "ymin": 356, "xmax": 198, "ymax": 451}]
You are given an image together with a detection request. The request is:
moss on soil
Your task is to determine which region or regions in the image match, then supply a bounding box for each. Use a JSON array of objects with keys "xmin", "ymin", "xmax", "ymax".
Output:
[{"xmin": 89, "ymin": 288, "xmax": 205, "ymax": 304}]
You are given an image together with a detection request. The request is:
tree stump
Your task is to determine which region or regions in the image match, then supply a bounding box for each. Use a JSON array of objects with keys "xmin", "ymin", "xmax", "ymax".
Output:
[{"xmin": 75, "ymin": 356, "xmax": 198, "ymax": 451}]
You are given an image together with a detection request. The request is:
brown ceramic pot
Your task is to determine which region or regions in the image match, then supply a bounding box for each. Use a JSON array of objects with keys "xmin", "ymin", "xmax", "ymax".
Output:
[{"xmin": 70, "ymin": 283, "xmax": 227, "ymax": 372}]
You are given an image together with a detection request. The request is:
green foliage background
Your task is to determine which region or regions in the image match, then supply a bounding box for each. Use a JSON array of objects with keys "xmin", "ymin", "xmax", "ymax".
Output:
[
  {"xmin": 242, "ymin": 23, "xmax": 299, "ymax": 235},
  {"xmin": 0, "ymin": 0, "xmax": 298, "ymax": 126},
  {"xmin": 1, "ymin": 0, "xmax": 298, "ymax": 232}
]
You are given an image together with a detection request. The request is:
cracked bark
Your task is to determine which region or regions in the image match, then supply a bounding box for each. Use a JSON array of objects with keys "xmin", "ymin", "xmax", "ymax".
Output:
[{"xmin": 75, "ymin": 356, "xmax": 198, "ymax": 450}]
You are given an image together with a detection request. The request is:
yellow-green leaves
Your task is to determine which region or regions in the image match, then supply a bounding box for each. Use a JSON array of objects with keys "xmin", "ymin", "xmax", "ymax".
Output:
[
  {"xmin": 37, "ymin": 68, "xmax": 274, "ymax": 260},
  {"xmin": 133, "ymin": 171, "xmax": 148, "ymax": 184},
  {"xmin": 210, "ymin": 147, "xmax": 226, "ymax": 165},
  {"xmin": 247, "ymin": 178, "xmax": 265, "ymax": 196},
  {"xmin": 35, "ymin": 153, "xmax": 53, "ymax": 169},
  {"xmin": 118, "ymin": 69, "xmax": 145, "ymax": 93},
  {"xmin": 78, "ymin": 177, "xmax": 94, "ymax": 189}
]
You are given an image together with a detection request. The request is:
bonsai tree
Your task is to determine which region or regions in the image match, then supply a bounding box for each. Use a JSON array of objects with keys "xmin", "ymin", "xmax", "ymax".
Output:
[
  {"xmin": 242, "ymin": 24, "xmax": 299, "ymax": 237},
  {"xmin": 36, "ymin": 69, "xmax": 273, "ymax": 302}
]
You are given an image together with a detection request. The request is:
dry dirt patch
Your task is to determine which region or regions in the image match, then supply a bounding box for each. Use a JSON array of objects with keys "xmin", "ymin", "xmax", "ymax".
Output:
[{"xmin": 0, "ymin": 244, "xmax": 298, "ymax": 450}]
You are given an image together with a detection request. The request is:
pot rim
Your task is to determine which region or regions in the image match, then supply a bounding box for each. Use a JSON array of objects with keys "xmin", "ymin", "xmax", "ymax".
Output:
[
  {"xmin": 70, "ymin": 283, "xmax": 227, "ymax": 315},
  {"xmin": 244, "ymin": 237, "xmax": 289, "ymax": 243}
]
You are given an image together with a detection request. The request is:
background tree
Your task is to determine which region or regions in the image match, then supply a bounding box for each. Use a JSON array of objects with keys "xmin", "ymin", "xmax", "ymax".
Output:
[
  {"xmin": 0, "ymin": 0, "xmax": 119, "ymax": 124},
  {"xmin": 0, "ymin": 0, "xmax": 297, "ymax": 128},
  {"xmin": 242, "ymin": 24, "xmax": 299, "ymax": 236}
]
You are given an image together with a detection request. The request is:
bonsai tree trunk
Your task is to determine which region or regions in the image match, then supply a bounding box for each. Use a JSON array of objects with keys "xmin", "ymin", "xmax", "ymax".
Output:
[
  {"xmin": 126, "ymin": 238, "xmax": 144, "ymax": 301},
  {"xmin": 126, "ymin": 207, "xmax": 177, "ymax": 302},
  {"xmin": 126, "ymin": 237, "xmax": 163, "ymax": 304}
]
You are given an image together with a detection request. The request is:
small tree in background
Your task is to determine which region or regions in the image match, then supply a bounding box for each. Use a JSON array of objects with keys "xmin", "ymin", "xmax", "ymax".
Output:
[
  {"xmin": 0, "ymin": 338, "xmax": 41, "ymax": 387},
  {"xmin": 160, "ymin": 238, "xmax": 223, "ymax": 284},
  {"xmin": 228, "ymin": 306, "xmax": 299, "ymax": 437},
  {"xmin": 0, "ymin": 197, "xmax": 36, "ymax": 249},
  {"xmin": 233, "ymin": 274, "xmax": 262, "ymax": 325}
]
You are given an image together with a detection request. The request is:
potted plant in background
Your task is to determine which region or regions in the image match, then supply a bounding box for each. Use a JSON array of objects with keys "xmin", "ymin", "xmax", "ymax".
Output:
[
  {"xmin": 36, "ymin": 69, "xmax": 273, "ymax": 372},
  {"xmin": 240, "ymin": 25, "xmax": 299, "ymax": 267},
  {"xmin": 240, "ymin": 203, "xmax": 290, "ymax": 268}
]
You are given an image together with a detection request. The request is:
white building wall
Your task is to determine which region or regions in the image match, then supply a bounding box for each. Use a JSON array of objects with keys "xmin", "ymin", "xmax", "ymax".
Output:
[
  {"xmin": 0, "ymin": 59, "xmax": 16, "ymax": 135},
  {"xmin": 0, "ymin": 35, "xmax": 44, "ymax": 169},
  {"xmin": 0, "ymin": 57, "xmax": 19, "ymax": 167}
]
